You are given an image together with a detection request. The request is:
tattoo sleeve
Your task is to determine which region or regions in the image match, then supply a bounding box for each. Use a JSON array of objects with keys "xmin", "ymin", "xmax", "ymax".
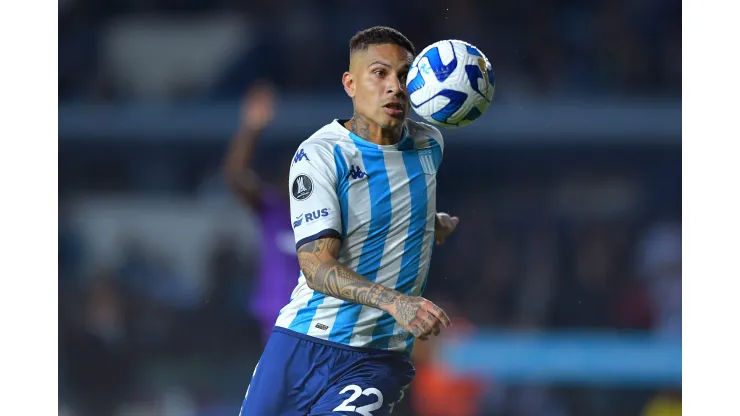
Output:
[{"xmin": 297, "ymin": 238, "xmax": 400, "ymax": 310}]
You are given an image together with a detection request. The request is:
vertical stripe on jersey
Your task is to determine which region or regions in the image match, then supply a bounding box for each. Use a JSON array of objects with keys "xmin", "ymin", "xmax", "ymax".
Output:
[
  {"xmin": 287, "ymin": 290, "xmax": 327, "ymax": 333},
  {"xmin": 328, "ymin": 138, "xmax": 392, "ymax": 344},
  {"xmin": 415, "ymin": 137, "xmax": 442, "ymax": 296},
  {"xmin": 393, "ymin": 150, "xmax": 429, "ymax": 295},
  {"xmin": 371, "ymin": 148, "xmax": 429, "ymax": 350},
  {"xmin": 334, "ymin": 145, "xmax": 350, "ymax": 238},
  {"xmin": 399, "ymin": 140, "xmax": 440, "ymax": 352},
  {"xmin": 352, "ymin": 151, "xmax": 411, "ymax": 348},
  {"xmin": 284, "ymin": 274, "xmax": 326, "ymax": 333}
]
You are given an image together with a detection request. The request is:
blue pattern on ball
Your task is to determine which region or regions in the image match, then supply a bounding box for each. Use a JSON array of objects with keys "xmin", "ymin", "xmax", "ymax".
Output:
[
  {"xmin": 430, "ymin": 89, "xmax": 468, "ymax": 124},
  {"xmin": 464, "ymin": 64, "xmax": 490, "ymax": 102},
  {"xmin": 417, "ymin": 42, "xmax": 458, "ymax": 82},
  {"xmin": 465, "ymin": 45, "xmax": 483, "ymax": 57},
  {"xmin": 407, "ymin": 70, "xmax": 425, "ymax": 96}
]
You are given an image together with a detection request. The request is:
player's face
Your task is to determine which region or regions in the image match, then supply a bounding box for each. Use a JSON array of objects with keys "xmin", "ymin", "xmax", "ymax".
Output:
[{"xmin": 344, "ymin": 44, "xmax": 413, "ymax": 131}]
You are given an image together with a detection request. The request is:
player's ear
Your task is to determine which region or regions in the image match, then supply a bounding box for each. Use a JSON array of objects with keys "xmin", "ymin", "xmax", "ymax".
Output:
[{"xmin": 342, "ymin": 72, "xmax": 355, "ymax": 98}]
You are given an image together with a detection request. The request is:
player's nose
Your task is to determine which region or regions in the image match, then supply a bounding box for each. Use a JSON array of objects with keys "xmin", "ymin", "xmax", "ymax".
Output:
[{"xmin": 386, "ymin": 76, "xmax": 406, "ymax": 97}]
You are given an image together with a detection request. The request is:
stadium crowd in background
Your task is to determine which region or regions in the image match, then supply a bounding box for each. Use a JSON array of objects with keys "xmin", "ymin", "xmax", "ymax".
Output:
[{"xmin": 59, "ymin": 0, "xmax": 680, "ymax": 101}]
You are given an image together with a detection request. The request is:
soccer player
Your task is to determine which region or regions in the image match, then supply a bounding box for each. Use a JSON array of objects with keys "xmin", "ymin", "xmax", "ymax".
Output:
[
  {"xmin": 239, "ymin": 26, "xmax": 460, "ymax": 416},
  {"xmin": 223, "ymin": 81, "xmax": 300, "ymax": 344}
]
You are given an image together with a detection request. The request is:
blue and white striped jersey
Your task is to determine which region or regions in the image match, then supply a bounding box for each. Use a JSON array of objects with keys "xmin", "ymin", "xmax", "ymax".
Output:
[{"xmin": 275, "ymin": 119, "xmax": 444, "ymax": 355}]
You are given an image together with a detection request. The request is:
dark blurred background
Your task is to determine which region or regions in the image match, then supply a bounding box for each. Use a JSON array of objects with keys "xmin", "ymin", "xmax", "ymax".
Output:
[{"xmin": 58, "ymin": 0, "xmax": 681, "ymax": 415}]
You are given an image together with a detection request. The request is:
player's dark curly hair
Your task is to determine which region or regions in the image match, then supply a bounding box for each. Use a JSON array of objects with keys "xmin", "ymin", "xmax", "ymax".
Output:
[{"xmin": 349, "ymin": 26, "xmax": 416, "ymax": 56}]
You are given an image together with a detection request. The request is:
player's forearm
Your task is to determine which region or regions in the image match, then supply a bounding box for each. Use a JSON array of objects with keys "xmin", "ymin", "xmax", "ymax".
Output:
[
  {"xmin": 298, "ymin": 239, "xmax": 401, "ymax": 311},
  {"xmin": 224, "ymin": 127, "xmax": 260, "ymax": 178},
  {"xmin": 223, "ymin": 127, "xmax": 262, "ymax": 203},
  {"xmin": 309, "ymin": 259, "xmax": 401, "ymax": 310}
]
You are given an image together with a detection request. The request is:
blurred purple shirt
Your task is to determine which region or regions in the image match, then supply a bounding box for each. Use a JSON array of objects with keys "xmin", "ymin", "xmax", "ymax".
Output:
[{"xmin": 249, "ymin": 188, "xmax": 299, "ymax": 342}]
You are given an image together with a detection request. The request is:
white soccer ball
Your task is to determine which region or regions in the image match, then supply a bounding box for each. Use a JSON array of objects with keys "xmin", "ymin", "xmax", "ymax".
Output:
[{"xmin": 407, "ymin": 40, "xmax": 495, "ymax": 128}]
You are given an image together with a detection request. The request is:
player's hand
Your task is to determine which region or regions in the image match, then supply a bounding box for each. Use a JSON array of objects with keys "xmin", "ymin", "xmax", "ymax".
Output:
[
  {"xmin": 387, "ymin": 295, "xmax": 451, "ymax": 341},
  {"xmin": 240, "ymin": 80, "xmax": 276, "ymax": 131},
  {"xmin": 434, "ymin": 212, "xmax": 459, "ymax": 245}
]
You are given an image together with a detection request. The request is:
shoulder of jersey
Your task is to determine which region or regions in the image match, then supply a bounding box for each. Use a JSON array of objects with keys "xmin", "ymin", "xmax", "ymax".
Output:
[
  {"xmin": 296, "ymin": 121, "xmax": 347, "ymax": 157},
  {"xmin": 406, "ymin": 118, "xmax": 442, "ymax": 136},
  {"xmin": 406, "ymin": 119, "xmax": 445, "ymax": 149}
]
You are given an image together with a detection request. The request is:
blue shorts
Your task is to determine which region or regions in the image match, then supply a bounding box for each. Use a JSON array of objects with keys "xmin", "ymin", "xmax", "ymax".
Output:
[{"xmin": 239, "ymin": 328, "xmax": 415, "ymax": 416}]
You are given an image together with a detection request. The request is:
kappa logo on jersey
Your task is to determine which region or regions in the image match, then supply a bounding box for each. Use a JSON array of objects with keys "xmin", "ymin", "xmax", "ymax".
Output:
[
  {"xmin": 349, "ymin": 165, "xmax": 367, "ymax": 180},
  {"xmin": 292, "ymin": 174, "xmax": 313, "ymax": 200},
  {"xmin": 293, "ymin": 149, "xmax": 310, "ymax": 164},
  {"xmin": 293, "ymin": 208, "xmax": 330, "ymax": 228}
]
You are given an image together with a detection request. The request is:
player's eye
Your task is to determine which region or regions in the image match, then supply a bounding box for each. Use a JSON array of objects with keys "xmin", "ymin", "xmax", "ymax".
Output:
[{"xmin": 373, "ymin": 69, "xmax": 385, "ymax": 77}]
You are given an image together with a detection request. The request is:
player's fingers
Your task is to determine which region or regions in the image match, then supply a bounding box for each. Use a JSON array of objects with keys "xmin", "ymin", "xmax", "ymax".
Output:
[
  {"xmin": 410, "ymin": 317, "xmax": 433, "ymax": 340},
  {"xmin": 437, "ymin": 219, "xmax": 448, "ymax": 230},
  {"xmin": 410, "ymin": 327, "xmax": 421, "ymax": 339},
  {"xmin": 417, "ymin": 320, "xmax": 433, "ymax": 337},
  {"xmin": 421, "ymin": 316, "xmax": 439, "ymax": 337},
  {"xmin": 411, "ymin": 325, "xmax": 428, "ymax": 340},
  {"xmin": 431, "ymin": 322, "xmax": 441, "ymax": 336},
  {"xmin": 422, "ymin": 311, "xmax": 442, "ymax": 336},
  {"xmin": 426, "ymin": 303, "xmax": 451, "ymax": 328}
]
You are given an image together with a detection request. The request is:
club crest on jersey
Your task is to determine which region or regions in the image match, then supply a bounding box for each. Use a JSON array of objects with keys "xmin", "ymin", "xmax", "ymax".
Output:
[
  {"xmin": 418, "ymin": 149, "xmax": 437, "ymax": 175},
  {"xmin": 292, "ymin": 174, "xmax": 313, "ymax": 200}
]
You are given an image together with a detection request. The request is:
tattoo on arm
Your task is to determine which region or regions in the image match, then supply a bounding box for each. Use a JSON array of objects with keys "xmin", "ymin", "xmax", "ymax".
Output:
[{"xmin": 297, "ymin": 238, "xmax": 400, "ymax": 310}]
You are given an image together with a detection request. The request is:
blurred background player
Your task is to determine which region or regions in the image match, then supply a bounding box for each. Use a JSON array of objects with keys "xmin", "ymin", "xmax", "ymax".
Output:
[
  {"xmin": 223, "ymin": 81, "xmax": 298, "ymax": 345},
  {"xmin": 239, "ymin": 26, "xmax": 459, "ymax": 415}
]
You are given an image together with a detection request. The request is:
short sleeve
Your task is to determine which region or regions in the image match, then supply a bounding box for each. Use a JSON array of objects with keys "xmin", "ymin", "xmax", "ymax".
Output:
[
  {"xmin": 427, "ymin": 124, "xmax": 445, "ymax": 154},
  {"xmin": 288, "ymin": 141, "xmax": 343, "ymax": 249}
]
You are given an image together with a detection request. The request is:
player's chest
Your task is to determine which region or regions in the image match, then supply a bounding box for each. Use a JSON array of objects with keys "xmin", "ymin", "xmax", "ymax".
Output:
[{"xmin": 341, "ymin": 150, "xmax": 437, "ymax": 223}]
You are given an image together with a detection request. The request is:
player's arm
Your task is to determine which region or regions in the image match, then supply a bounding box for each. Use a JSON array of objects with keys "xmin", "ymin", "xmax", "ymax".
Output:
[
  {"xmin": 297, "ymin": 237, "xmax": 399, "ymax": 312},
  {"xmin": 297, "ymin": 237, "xmax": 450, "ymax": 340},
  {"xmin": 223, "ymin": 82, "xmax": 275, "ymax": 208}
]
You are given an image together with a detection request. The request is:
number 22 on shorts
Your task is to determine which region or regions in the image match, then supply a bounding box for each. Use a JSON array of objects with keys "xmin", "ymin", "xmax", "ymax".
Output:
[{"xmin": 332, "ymin": 384, "xmax": 384, "ymax": 416}]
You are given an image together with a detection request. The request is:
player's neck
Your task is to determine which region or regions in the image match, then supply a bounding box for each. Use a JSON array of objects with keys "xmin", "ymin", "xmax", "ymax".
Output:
[{"xmin": 346, "ymin": 116, "xmax": 404, "ymax": 146}]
